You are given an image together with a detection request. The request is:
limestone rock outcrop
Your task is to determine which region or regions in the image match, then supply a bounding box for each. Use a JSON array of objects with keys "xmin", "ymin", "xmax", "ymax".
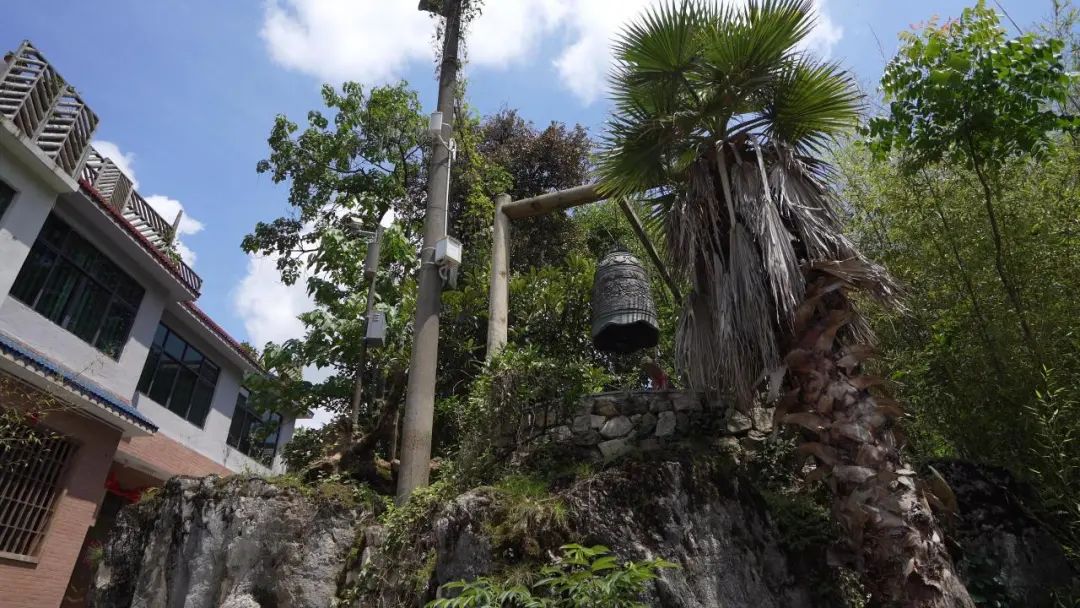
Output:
[
  {"xmin": 92, "ymin": 459, "xmax": 1075, "ymax": 607},
  {"xmin": 92, "ymin": 476, "xmax": 362, "ymax": 608}
]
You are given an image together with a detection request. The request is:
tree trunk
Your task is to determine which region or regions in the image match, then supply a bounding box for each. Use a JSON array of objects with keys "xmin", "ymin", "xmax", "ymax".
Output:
[
  {"xmin": 917, "ymin": 172, "xmax": 1005, "ymax": 377},
  {"xmin": 781, "ymin": 270, "xmax": 974, "ymax": 608},
  {"xmin": 964, "ymin": 136, "xmax": 1041, "ymax": 364}
]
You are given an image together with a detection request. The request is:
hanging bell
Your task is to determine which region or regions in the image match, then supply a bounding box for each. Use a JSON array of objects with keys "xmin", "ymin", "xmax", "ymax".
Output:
[{"xmin": 591, "ymin": 249, "xmax": 660, "ymax": 353}]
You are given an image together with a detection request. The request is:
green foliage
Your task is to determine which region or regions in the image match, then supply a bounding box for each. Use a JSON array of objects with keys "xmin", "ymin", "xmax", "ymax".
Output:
[
  {"xmin": 454, "ymin": 344, "xmax": 609, "ymax": 483},
  {"xmin": 280, "ymin": 426, "xmax": 334, "ymax": 473},
  {"xmin": 599, "ymin": 0, "xmax": 862, "ymax": 199},
  {"xmin": 428, "ymin": 544, "xmax": 677, "ymax": 608},
  {"xmin": 840, "ymin": 138, "xmax": 1080, "ymax": 555},
  {"xmin": 380, "ymin": 480, "xmax": 456, "ymax": 555},
  {"xmin": 0, "ymin": 376, "xmax": 76, "ymax": 454},
  {"xmin": 760, "ymin": 489, "xmax": 836, "ymax": 553},
  {"xmin": 245, "ymin": 81, "xmax": 426, "ymax": 425},
  {"xmin": 1025, "ymin": 365, "xmax": 1080, "ymax": 556},
  {"xmin": 267, "ymin": 473, "xmax": 389, "ymax": 512},
  {"xmin": 849, "ymin": 2, "xmax": 1080, "ymax": 563},
  {"xmin": 867, "ymin": 1, "xmax": 1079, "ymax": 175},
  {"xmin": 435, "ymin": 109, "xmax": 606, "ymax": 454},
  {"xmin": 85, "ymin": 540, "xmax": 105, "ymax": 570},
  {"xmin": 486, "ymin": 475, "xmax": 570, "ymax": 559}
]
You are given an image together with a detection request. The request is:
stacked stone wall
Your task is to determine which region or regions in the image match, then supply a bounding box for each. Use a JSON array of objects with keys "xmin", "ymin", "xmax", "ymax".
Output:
[{"xmin": 508, "ymin": 390, "xmax": 774, "ymax": 463}]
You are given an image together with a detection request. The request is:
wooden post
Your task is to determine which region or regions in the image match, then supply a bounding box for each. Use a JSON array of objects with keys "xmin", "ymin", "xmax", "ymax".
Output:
[
  {"xmin": 169, "ymin": 209, "xmax": 184, "ymax": 244},
  {"xmin": 486, "ymin": 194, "xmax": 511, "ymax": 359}
]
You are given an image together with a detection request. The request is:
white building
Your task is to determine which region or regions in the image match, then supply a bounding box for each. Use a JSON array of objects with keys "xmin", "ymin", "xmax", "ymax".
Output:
[{"xmin": 0, "ymin": 41, "xmax": 303, "ymax": 608}]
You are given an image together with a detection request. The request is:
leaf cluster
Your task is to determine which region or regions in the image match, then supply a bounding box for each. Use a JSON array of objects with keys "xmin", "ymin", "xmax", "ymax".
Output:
[
  {"xmin": 429, "ymin": 544, "xmax": 676, "ymax": 608},
  {"xmin": 866, "ymin": 0, "xmax": 1079, "ymax": 176}
]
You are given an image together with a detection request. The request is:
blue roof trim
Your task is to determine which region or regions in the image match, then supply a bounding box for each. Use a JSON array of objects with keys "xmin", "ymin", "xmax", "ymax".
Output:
[{"xmin": 0, "ymin": 332, "xmax": 157, "ymax": 432}]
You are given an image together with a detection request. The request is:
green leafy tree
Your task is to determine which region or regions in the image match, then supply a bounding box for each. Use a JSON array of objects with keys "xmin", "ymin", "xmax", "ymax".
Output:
[
  {"xmin": 866, "ymin": 1, "xmax": 1079, "ymax": 361},
  {"xmin": 244, "ymin": 82, "xmax": 426, "ymax": 434},
  {"xmin": 247, "ymin": 85, "xmax": 641, "ymax": 463},
  {"xmin": 428, "ymin": 544, "xmax": 676, "ymax": 608},
  {"xmin": 840, "ymin": 126, "xmax": 1080, "ymax": 564},
  {"xmin": 598, "ymin": 1, "xmax": 973, "ymax": 605}
]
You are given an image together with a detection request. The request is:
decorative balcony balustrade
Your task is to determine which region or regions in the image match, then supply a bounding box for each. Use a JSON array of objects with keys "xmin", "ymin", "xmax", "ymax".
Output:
[
  {"xmin": 0, "ymin": 41, "xmax": 97, "ymax": 178},
  {"xmin": 1, "ymin": 41, "xmax": 202, "ymax": 294}
]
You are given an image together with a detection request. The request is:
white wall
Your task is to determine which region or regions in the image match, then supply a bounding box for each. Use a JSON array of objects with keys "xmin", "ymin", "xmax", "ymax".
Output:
[
  {"xmin": 0, "ymin": 143, "xmax": 295, "ymax": 475},
  {"xmin": 0, "ymin": 151, "xmax": 57, "ymax": 301}
]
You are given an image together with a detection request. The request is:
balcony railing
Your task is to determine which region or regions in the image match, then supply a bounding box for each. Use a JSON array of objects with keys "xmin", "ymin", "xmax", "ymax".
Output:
[
  {"xmin": 1, "ymin": 41, "xmax": 202, "ymax": 295},
  {"xmin": 0, "ymin": 41, "xmax": 97, "ymax": 179}
]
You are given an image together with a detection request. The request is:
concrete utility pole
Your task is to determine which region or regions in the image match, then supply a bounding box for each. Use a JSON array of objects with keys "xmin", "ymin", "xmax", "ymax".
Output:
[{"xmin": 397, "ymin": 0, "xmax": 464, "ymax": 503}]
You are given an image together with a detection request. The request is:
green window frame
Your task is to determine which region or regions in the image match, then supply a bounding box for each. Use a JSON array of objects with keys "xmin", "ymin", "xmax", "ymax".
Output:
[
  {"xmin": 9, "ymin": 213, "xmax": 145, "ymax": 359},
  {"xmin": 0, "ymin": 179, "xmax": 14, "ymax": 219},
  {"xmin": 137, "ymin": 323, "xmax": 220, "ymax": 427},
  {"xmin": 226, "ymin": 392, "xmax": 281, "ymax": 466}
]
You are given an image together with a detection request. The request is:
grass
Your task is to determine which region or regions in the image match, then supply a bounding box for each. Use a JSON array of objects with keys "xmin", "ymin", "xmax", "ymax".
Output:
[{"xmin": 487, "ymin": 474, "xmax": 571, "ymax": 559}]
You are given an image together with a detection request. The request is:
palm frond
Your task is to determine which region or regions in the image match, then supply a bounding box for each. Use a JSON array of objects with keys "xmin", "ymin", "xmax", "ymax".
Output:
[{"xmin": 761, "ymin": 57, "xmax": 863, "ymax": 152}]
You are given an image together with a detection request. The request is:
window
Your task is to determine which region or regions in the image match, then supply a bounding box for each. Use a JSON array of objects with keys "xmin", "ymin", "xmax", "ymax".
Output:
[
  {"xmin": 137, "ymin": 323, "xmax": 220, "ymax": 427},
  {"xmin": 0, "ymin": 423, "xmax": 77, "ymax": 560},
  {"xmin": 0, "ymin": 179, "xmax": 14, "ymax": 219},
  {"xmin": 9, "ymin": 214, "xmax": 144, "ymax": 359},
  {"xmin": 227, "ymin": 392, "xmax": 281, "ymax": 466}
]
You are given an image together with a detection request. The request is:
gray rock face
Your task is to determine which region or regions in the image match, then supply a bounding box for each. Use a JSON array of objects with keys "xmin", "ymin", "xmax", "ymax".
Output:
[
  {"xmin": 92, "ymin": 462, "xmax": 1073, "ymax": 608},
  {"xmin": 418, "ymin": 459, "xmax": 822, "ymax": 608},
  {"xmin": 725, "ymin": 410, "xmax": 753, "ymax": 434},
  {"xmin": 92, "ymin": 476, "xmax": 361, "ymax": 608},
  {"xmin": 933, "ymin": 460, "xmax": 1076, "ymax": 608}
]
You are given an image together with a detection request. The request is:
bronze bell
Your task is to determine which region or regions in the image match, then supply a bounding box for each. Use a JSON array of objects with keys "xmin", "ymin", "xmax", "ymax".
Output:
[{"xmin": 591, "ymin": 250, "xmax": 660, "ymax": 353}]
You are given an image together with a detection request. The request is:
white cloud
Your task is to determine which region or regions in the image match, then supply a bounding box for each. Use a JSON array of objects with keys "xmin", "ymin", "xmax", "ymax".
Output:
[
  {"xmin": 260, "ymin": 0, "xmax": 844, "ymax": 105},
  {"xmin": 233, "ymin": 254, "xmax": 312, "ymax": 347},
  {"xmin": 92, "ymin": 140, "xmax": 139, "ymax": 188},
  {"xmin": 551, "ymin": 0, "xmax": 655, "ymax": 104},
  {"xmin": 144, "ymin": 195, "xmax": 204, "ymax": 266},
  {"xmin": 91, "ymin": 140, "xmax": 204, "ymax": 267},
  {"xmin": 261, "ymin": 0, "xmax": 435, "ymax": 83},
  {"xmin": 233, "ymin": 253, "xmax": 336, "ymax": 429},
  {"xmin": 465, "ymin": 0, "xmax": 567, "ymax": 68}
]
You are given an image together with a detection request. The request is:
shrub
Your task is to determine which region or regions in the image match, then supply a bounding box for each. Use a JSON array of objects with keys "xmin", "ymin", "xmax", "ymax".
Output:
[
  {"xmin": 429, "ymin": 544, "xmax": 676, "ymax": 608},
  {"xmin": 454, "ymin": 345, "xmax": 608, "ymax": 484},
  {"xmin": 281, "ymin": 425, "xmax": 334, "ymax": 473}
]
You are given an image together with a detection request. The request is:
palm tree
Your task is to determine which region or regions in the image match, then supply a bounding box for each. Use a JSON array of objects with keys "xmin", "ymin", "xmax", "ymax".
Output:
[{"xmin": 598, "ymin": 2, "xmax": 974, "ymax": 606}]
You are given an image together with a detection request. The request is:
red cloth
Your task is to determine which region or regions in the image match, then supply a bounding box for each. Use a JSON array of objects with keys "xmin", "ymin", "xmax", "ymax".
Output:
[{"xmin": 104, "ymin": 471, "xmax": 146, "ymax": 503}]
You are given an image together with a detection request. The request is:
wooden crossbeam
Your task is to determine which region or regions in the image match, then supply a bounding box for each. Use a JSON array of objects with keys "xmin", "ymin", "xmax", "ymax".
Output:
[{"xmin": 486, "ymin": 183, "xmax": 680, "ymax": 359}]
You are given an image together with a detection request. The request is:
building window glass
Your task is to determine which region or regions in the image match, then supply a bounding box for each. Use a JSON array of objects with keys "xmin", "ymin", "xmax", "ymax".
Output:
[
  {"xmin": 227, "ymin": 392, "xmax": 281, "ymax": 467},
  {"xmin": 0, "ymin": 422, "xmax": 77, "ymax": 560},
  {"xmin": 9, "ymin": 213, "xmax": 144, "ymax": 359},
  {"xmin": 0, "ymin": 179, "xmax": 14, "ymax": 218},
  {"xmin": 137, "ymin": 323, "xmax": 219, "ymax": 427}
]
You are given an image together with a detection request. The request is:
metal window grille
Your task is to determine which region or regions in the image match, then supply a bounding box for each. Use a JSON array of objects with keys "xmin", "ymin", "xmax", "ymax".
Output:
[{"xmin": 0, "ymin": 424, "xmax": 77, "ymax": 560}]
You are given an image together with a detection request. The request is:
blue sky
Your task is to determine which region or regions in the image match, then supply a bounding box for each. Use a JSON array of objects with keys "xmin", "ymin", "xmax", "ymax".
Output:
[{"xmin": 4, "ymin": 0, "xmax": 1053, "ymax": 361}]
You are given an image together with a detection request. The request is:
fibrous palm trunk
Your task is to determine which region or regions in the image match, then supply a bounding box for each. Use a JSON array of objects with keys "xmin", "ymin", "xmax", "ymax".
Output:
[{"xmin": 781, "ymin": 267, "xmax": 974, "ymax": 607}]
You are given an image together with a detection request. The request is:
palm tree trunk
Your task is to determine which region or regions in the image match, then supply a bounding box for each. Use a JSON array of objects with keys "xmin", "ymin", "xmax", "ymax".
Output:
[{"xmin": 782, "ymin": 270, "xmax": 974, "ymax": 608}]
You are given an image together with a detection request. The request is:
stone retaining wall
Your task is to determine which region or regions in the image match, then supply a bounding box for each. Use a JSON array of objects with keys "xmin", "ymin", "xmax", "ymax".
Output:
[{"xmin": 509, "ymin": 390, "xmax": 773, "ymax": 463}]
